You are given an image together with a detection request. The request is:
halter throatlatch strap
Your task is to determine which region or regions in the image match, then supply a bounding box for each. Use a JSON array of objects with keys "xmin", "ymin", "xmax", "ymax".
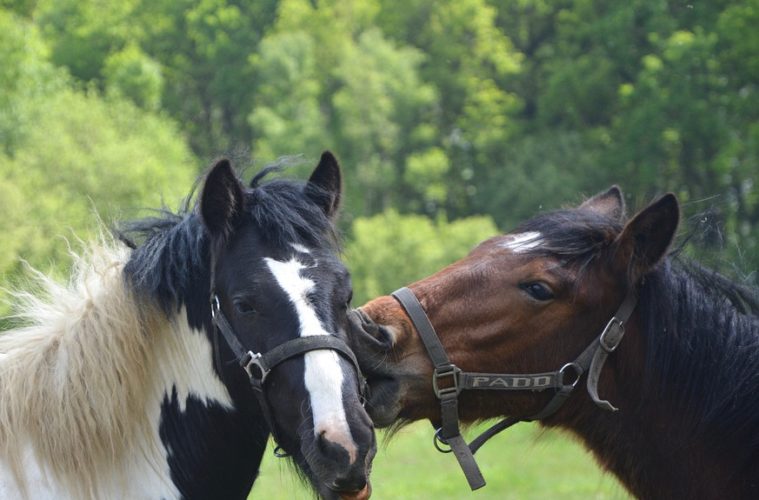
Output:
[{"xmin": 391, "ymin": 286, "xmax": 638, "ymax": 491}]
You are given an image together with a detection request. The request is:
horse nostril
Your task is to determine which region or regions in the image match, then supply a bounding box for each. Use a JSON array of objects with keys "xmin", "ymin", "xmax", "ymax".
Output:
[
  {"xmin": 317, "ymin": 432, "xmax": 343, "ymax": 460},
  {"xmin": 315, "ymin": 426, "xmax": 358, "ymax": 464},
  {"xmin": 316, "ymin": 429, "xmax": 329, "ymax": 452}
]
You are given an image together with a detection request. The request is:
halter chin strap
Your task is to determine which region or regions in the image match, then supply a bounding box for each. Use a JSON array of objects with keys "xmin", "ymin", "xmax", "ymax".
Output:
[
  {"xmin": 210, "ymin": 293, "xmax": 367, "ymax": 450},
  {"xmin": 391, "ymin": 286, "xmax": 638, "ymax": 490}
]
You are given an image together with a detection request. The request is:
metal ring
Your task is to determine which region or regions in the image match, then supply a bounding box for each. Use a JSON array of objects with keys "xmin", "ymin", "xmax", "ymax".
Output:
[
  {"xmin": 433, "ymin": 428, "xmax": 453, "ymax": 454},
  {"xmin": 243, "ymin": 352, "xmax": 268, "ymax": 383},
  {"xmin": 559, "ymin": 362, "xmax": 583, "ymax": 388},
  {"xmin": 210, "ymin": 295, "xmax": 220, "ymax": 319},
  {"xmin": 273, "ymin": 445, "xmax": 290, "ymax": 458}
]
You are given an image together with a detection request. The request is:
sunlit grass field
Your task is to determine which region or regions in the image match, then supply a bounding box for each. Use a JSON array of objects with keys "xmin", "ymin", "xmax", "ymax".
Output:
[{"xmin": 251, "ymin": 421, "xmax": 630, "ymax": 499}]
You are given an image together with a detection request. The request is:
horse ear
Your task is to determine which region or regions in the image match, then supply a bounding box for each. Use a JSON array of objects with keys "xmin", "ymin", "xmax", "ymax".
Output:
[
  {"xmin": 580, "ymin": 185, "xmax": 625, "ymax": 221},
  {"xmin": 306, "ymin": 151, "xmax": 342, "ymax": 219},
  {"xmin": 613, "ymin": 193, "xmax": 679, "ymax": 283},
  {"xmin": 200, "ymin": 158, "xmax": 245, "ymax": 238}
]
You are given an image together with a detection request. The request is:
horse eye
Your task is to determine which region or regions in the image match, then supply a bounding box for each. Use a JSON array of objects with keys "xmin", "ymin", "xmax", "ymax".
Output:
[
  {"xmin": 520, "ymin": 282, "xmax": 554, "ymax": 301},
  {"xmin": 233, "ymin": 299, "xmax": 256, "ymax": 315}
]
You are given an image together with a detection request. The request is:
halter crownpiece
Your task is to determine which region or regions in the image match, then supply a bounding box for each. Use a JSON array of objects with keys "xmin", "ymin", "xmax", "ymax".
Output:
[{"xmin": 391, "ymin": 286, "xmax": 638, "ymax": 490}]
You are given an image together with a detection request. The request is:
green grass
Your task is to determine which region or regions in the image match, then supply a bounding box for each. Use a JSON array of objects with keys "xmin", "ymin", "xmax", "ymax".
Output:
[{"xmin": 250, "ymin": 421, "xmax": 631, "ymax": 499}]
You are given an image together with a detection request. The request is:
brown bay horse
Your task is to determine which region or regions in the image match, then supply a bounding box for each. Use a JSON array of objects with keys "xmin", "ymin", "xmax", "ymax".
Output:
[{"xmin": 349, "ymin": 187, "xmax": 759, "ymax": 499}]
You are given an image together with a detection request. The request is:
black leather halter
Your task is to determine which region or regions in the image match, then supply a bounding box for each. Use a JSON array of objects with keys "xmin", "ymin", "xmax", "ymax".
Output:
[
  {"xmin": 391, "ymin": 286, "xmax": 638, "ymax": 490},
  {"xmin": 210, "ymin": 294, "xmax": 367, "ymax": 453}
]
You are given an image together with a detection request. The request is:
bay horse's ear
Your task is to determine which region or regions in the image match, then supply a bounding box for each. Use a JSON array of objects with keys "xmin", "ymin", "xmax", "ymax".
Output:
[
  {"xmin": 200, "ymin": 158, "xmax": 245, "ymax": 239},
  {"xmin": 613, "ymin": 193, "xmax": 679, "ymax": 284},
  {"xmin": 580, "ymin": 185, "xmax": 625, "ymax": 222},
  {"xmin": 306, "ymin": 151, "xmax": 342, "ymax": 219}
]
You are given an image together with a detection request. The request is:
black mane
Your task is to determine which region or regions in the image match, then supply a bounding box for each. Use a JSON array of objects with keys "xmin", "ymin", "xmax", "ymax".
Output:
[
  {"xmin": 639, "ymin": 260, "xmax": 759, "ymax": 459},
  {"xmin": 118, "ymin": 166, "xmax": 338, "ymax": 313},
  {"xmin": 518, "ymin": 207, "xmax": 759, "ymax": 463}
]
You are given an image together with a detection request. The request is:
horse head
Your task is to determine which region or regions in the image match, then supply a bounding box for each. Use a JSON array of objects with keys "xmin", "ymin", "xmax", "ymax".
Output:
[
  {"xmin": 349, "ymin": 187, "xmax": 679, "ymax": 428},
  {"xmin": 201, "ymin": 153, "xmax": 375, "ymax": 499}
]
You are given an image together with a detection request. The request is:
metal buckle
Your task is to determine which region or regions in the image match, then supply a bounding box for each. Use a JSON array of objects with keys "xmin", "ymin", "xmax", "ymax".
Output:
[
  {"xmin": 242, "ymin": 351, "xmax": 269, "ymax": 384},
  {"xmin": 559, "ymin": 362, "xmax": 582, "ymax": 388},
  {"xmin": 359, "ymin": 378, "xmax": 369, "ymax": 408},
  {"xmin": 599, "ymin": 317, "xmax": 625, "ymax": 353},
  {"xmin": 432, "ymin": 365, "xmax": 461, "ymax": 398},
  {"xmin": 433, "ymin": 428, "xmax": 453, "ymax": 453},
  {"xmin": 210, "ymin": 294, "xmax": 220, "ymax": 320}
]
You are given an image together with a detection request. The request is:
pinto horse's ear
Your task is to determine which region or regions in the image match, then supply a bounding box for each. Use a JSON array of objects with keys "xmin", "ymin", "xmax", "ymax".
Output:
[
  {"xmin": 306, "ymin": 151, "xmax": 342, "ymax": 219},
  {"xmin": 580, "ymin": 185, "xmax": 625, "ymax": 222},
  {"xmin": 613, "ymin": 193, "xmax": 679, "ymax": 284},
  {"xmin": 200, "ymin": 158, "xmax": 245, "ymax": 239}
]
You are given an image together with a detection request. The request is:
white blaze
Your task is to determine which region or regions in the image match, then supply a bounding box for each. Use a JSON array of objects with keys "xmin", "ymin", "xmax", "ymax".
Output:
[
  {"xmin": 500, "ymin": 231, "xmax": 543, "ymax": 253},
  {"xmin": 264, "ymin": 257, "xmax": 357, "ymax": 462}
]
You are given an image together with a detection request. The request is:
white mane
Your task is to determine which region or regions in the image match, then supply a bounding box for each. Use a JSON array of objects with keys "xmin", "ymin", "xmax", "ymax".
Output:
[{"xmin": 0, "ymin": 238, "xmax": 233, "ymax": 499}]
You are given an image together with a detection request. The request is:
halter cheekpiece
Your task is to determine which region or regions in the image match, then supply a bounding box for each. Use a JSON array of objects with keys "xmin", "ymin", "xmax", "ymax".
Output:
[{"xmin": 391, "ymin": 286, "xmax": 638, "ymax": 490}]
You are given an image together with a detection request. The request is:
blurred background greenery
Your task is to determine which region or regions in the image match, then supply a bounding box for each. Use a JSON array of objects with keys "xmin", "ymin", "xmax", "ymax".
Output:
[
  {"xmin": 1, "ymin": 0, "xmax": 757, "ymax": 496},
  {"xmin": 254, "ymin": 421, "xmax": 631, "ymax": 498}
]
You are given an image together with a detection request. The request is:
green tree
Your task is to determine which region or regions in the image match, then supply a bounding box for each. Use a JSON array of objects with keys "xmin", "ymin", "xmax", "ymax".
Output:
[
  {"xmin": 34, "ymin": 0, "xmax": 142, "ymax": 82},
  {"xmin": 103, "ymin": 44, "xmax": 164, "ymax": 111},
  {"xmin": 346, "ymin": 210, "xmax": 498, "ymax": 304},
  {"xmin": 5, "ymin": 0, "xmax": 759, "ymax": 280},
  {"xmin": 0, "ymin": 11, "xmax": 197, "ymax": 315},
  {"xmin": 0, "ymin": 10, "xmax": 67, "ymax": 154},
  {"xmin": 251, "ymin": 1, "xmax": 441, "ymax": 217},
  {"xmin": 331, "ymin": 28, "xmax": 439, "ymax": 215},
  {"xmin": 137, "ymin": 0, "xmax": 278, "ymax": 156},
  {"xmin": 0, "ymin": 89, "xmax": 196, "ymax": 278},
  {"xmin": 249, "ymin": 31, "xmax": 329, "ymax": 163},
  {"xmin": 377, "ymin": 0, "xmax": 522, "ymax": 216}
]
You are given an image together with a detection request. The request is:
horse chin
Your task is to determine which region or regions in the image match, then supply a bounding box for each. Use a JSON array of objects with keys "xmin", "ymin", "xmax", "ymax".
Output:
[
  {"xmin": 294, "ymin": 421, "xmax": 375, "ymax": 500},
  {"xmin": 310, "ymin": 470, "xmax": 372, "ymax": 500},
  {"xmin": 338, "ymin": 481, "xmax": 372, "ymax": 500},
  {"xmin": 315, "ymin": 481, "xmax": 372, "ymax": 500}
]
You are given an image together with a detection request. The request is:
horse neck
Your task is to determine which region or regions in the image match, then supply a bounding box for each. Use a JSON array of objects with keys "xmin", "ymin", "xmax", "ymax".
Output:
[
  {"xmin": 160, "ymin": 293, "xmax": 269, "ymax": 498},
  {"xmin": 0, "ymin": 241, "xmax": 267, "ymax": 499},
  {"xmin": 125, "ymin": 222, "xmax": 270, "ymax": 498},
  {"xmin": 552, "ymin": 262, "xmax": 759, "ymax": 499},
  {"xmin": 152, "ymin": 303, "xmax": 270, "ymax": 498}
]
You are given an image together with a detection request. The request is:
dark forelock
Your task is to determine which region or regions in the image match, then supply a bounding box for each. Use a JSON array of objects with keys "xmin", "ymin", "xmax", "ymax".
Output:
[{"xmin": 119, "ymin": 167, "xmax": 338, "ymax": 313}]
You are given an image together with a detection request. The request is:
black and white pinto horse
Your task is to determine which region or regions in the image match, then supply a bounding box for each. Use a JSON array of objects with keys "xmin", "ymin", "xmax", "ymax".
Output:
[{"xmin": 0, "ymin": 153, "xmax": 375, "ymax": 499}]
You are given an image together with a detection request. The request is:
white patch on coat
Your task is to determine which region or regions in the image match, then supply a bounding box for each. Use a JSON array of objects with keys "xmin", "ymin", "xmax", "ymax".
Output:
[
  {"xmin": 500, "ymin": 231, "xmax": 543, "ymax": 253},
  {"xmin": 154, "ymin": 308, "xmax": 234, "ymax": 414},
  {"xmin": 0, "ymin": 442, "xmax": 55, "ymax": 499},
  {"xmin": 265, "ymin": 257, "xmax": 358, "ymax": 463},
  {"xmin": 0, "ymin": 439, "xmax": 181, "ymax": 500},
  {"xmin": 0, "ymin": 241, "xmax": 233, "ymax": 500},
  {"xmin": 290, "ymin": 243, "xmax": 311, "ymax": 254}
]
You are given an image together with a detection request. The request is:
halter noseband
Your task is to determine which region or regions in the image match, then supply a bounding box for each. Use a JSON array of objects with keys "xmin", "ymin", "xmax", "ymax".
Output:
[
  {"xmin": 391, "ymin": 286, "xmax": 638, "ymax": 490},
  {"xmin": 210, "ymin": 293, "xmax": 367, "ymax": 453}
]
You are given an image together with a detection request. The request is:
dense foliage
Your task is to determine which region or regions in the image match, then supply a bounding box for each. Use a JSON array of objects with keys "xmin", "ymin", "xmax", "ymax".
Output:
[{"xmin": 1, "ymin": 0, "xmax": 757, "ymax": 315}]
